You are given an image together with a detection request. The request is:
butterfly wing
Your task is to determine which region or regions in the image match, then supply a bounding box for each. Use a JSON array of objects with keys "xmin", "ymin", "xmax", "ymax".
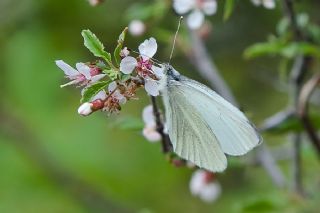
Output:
[
  {"xmin": 169, "ymin": 75, "xmax": 262, "ymax": 157},
  {"xmin": 162, "ymin": 79, "xmax": 227, "ymax": 172}
]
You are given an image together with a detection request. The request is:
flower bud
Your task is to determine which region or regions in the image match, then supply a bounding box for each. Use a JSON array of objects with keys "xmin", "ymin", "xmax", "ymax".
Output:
[
  {"xmin": 78, "ymin": 102, "xmax": 93, "ymax": 116},
  {"xmin": 128, "ymin": 20, "xmax": 146, "ymax": 36}
]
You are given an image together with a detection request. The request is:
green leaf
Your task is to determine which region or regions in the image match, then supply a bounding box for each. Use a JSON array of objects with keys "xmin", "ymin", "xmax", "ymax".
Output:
[
  {"xmin": 223, "ymin": 0, "xmax": 236, "ymax": 21},
  {"xmin": 261, "ymin": 111, "xmax": 320, "ymax": 134},
  {"xmin": 281, "ymin": 42, "xmax": 320, "ymax": 58},
  {"xmin": 103, "ymin": 69, "xmax": 118, "ymax": 80},
  {"xmin": 81, "ymin": 29, "xmax": 112, "ymax": 63},
  {"xmin": 81, "ymin": 80, "xmax": 111, "ymax": 103},
  {"xmin": 120, "ymin": 73, "xmax": 131, "ymax": 82},
  {"xmin": 114, "ymin": 27, "xmax": 128, "ymax": 66},
  {"xmin": 244, "ymin": 40, "xmax": 285, "ymax": 59}
]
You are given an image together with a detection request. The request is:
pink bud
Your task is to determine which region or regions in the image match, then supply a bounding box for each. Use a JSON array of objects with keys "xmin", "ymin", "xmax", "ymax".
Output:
[{"xmin": 78, "ymin": 102, "xmax": 93, "ymax": 116}]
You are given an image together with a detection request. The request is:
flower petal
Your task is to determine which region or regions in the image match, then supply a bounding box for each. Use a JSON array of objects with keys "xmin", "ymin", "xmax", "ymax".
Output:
[
  {"xmin": 108, "ymin": 81, "xmax": 117, "ymax": 92},
  {"xmin": 120, "ymin": 56, "xmax": 138, "ymax": 74},
  {"xmin": 55, "ymin": 60, "xmax": 79, "ymax": 76},
  {"xmin": 142, "ymin": 105, "xmax": 155, "ymax": 125},
  {"xmin": 114, "ymin": 91, "xmax": 127, "ymax": 105},
  {"xmin": 142, "ymin": 124, "xmax": 161, "ymax": 142},
  {"xmin": 138, "ymin": 37, "xmax": 157, "ymax": 60},
  {"xmin": 199, "ymin": 182, "xmax": 221, "ymax": 202},
  {"xmin": 90, "ymin": 74, "xmax": 106, "ymax": 83},
  {"xmin": 202, "ymin": 0, "xmax": 217, "ymax": 15},
  {"xmin": 187, "ymin": 10, "xmax": 205, "ymax": 30},
  {"xmin": 189, "ymin": 170, "xmax": 206, "ymax": 195},
  {"xmin": 78, "ymin": 102, "xmax": 93, "ymax": 116},
  {"xmin": 91, "ymin": 90, "xmax": 107, "ymax": 101},
  {"xmin": 263, "ymin": 0, "xmax": 275, "ymax": 9},
  {"xmin": 173, "ymin": 0, "xmax": 195, "ymax": 14},
  {"xmin": 76, "ymin": 63, "xmax": 91, "ymax": 79},
  {"xmin": 251, "ymin": 0, "xmax": 261, "ymax": 6},
  {"xmin": 145, "ymin": 79, "xmax": 159, "ymax": 96},
  {"xmin": 152, "ymin": 65, "xmax": 164, "ymax": 79}
]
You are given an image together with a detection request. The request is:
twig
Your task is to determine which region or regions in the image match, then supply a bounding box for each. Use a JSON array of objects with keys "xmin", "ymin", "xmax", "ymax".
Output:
[
  {"xmin": 282, "ymin": 0, "xmax": 311, "ymax": 196},
  {"xmin": 297, "ymin": 73, "xmax": 320, "ymax": 155},
  {"xmin": 188, "ymin": 29, "xmax": 237, "ymax": 106},
  {"xmin": 150, "ymin": 96, "xmax": 173, "ymax": 153},
  {"xmin": 0, "ymin": 106, "xmax": 130, "ymax": 213}
]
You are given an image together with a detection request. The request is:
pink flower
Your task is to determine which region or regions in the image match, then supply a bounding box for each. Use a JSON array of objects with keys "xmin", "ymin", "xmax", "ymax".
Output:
[
  {"xmin": 56, "ymin": 60, "xmax": 106, "ymax": 88},
  {"xmin": 189, "ymin": 170, "xmax": 221, "ymax": 202},
  {"xmin": 119, "ymin": 38, "xmax": 163, "ymax": 96},
  {"xmin": 173, "ymin": 0, "xmax": 217, "ymax": 30},
  {"xmin": 142, "ymin": 105, "xmax": 161, "ymax": 142},
  {"xmin": 128, "ymin": 20, "xmax": 146, "ymax": 36}
]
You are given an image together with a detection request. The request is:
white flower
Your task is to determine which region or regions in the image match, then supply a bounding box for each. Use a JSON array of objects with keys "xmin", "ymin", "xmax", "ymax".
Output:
[
  {"xmin": 56, "ymin": 60, "xmax": 105, "ymax": 87},
  {"xmin": 128, "ymin": 19, "xmax": 146, "ymax": 36},
  {"xmin": 119, "ymin": 38, "xmax": 162, "ymax": 96},
  {"xmin": 138, "ymin": 37, "xmax": 158, "ymax": 61},
  {"xmin": 144, "ymin": 79, "xmax": 159, "ymax": 96},
  {"xmin": 88, "ymin": 0, "xmax": 102, "ymax": 6},
  {"xmin": 190, "ymin": 170, "xmax": 221, "ymax": 202},
  {"xmin": 251, "ymin": 0, "xmax": 276, "ymax": 9},
  {"xmin": 142, "ymin": 105, "xmax": 161, "ymax": 142},
  {"xmin": 173, "ymin": 0, "xmax": 217, "ymax": 30},
  {"xmin": 78, "ymin": 102, "xmax": 93, "ymax": 116},
  {"xmin": 119, "ymin": 56, "xmax": 138, "ymax": 74},
  {"xmin": 119, "ymin": 37, "xmax": 158, "ymax": 74},
  {"xmin": 108, "ymin": 81, "xmax": 126, "ymax": 104}
]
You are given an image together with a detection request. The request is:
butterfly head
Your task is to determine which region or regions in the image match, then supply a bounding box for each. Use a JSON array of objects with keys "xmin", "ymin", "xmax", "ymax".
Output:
[{"xmin": 164, "ymin": 64, "xmax": 181, "ymax": 81}]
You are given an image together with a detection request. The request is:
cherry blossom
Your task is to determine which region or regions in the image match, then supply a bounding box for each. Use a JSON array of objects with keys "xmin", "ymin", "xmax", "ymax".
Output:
[
  {"xmin": 55, "ymin": 60, "xmax": 106, "ymax": 87},
  {"xmin": 251, "ymin": 0, "xmax": 276, "ymax": 9},
  {"xmin": 173, "ymin": 0, "xmax": 217, "ymax": 30},
  {"xmin": 128, "ymin": 19, "xmax": 146, "ymax": 36},
  {"xmin": 119, "ymin": 38, "xmax": 163, "ymax": 96},
  {"xmin": 142, "ymin": 105, "xmax": 161, "ymax": 142},
  {"xmin": 189, "ymin": 170, "xmax": 221, "ymax": 202}
]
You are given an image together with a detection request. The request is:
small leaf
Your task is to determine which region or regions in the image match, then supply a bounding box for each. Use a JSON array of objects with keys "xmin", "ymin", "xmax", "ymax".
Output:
[
  {"xmin": 223, "ymin": 0, "xmax": 236, "ymax": 21},
  {"xmin": 81, "ymin": 29, "xmax": 112, "ymax": 62},
  {"xmin": 81, "ymin": 80, "xmax": 110, "ymax": 103},
  {"xmin": 244, "ymin": 40, "xmax": 285, "ymax": 59},
  {"xmin": 120, "ymin": 73, "xmax": 131, "ymax": 82},
  {"xmin": 95, "ymin": 61, "xmax": 108, "ymax": 69},
  {"xmin": 114, "ymin": 27, "xmax": 128, "ymax": 66},
  {"xmin": 103, "ymin": 69, "xmax": 118, "ymax": 80}
]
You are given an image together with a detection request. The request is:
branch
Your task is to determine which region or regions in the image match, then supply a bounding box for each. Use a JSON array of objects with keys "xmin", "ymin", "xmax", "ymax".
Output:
[
  {"xmin": 297, "ymin": 73, "xmax": 320, "ymax": 156},
  {"xmin": 188, "ymin": 29, "xmax": 238, "ymax": 106},
  {"xmin": 282, "ymin": 0, "xmax": 311, "ymax": 196},
  {"xmin": 150, "ymin": 96, "xmax": 173, "ymax": 153}
]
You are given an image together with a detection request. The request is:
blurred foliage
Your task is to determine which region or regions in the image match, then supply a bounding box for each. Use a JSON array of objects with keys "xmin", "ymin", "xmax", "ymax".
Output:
[{"xmin": 0, "ymin": 0, "xmax": 320, "ymax": 212}]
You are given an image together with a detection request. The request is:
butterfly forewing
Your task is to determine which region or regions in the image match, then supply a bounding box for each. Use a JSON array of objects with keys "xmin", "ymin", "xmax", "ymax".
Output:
[
  {"xmin": 179, "ymin": 76, "xmax": 262, "ymax": 156},
  {"xmin": 162, "ymin": 79, "xmax": 227, "ymax": 172}
]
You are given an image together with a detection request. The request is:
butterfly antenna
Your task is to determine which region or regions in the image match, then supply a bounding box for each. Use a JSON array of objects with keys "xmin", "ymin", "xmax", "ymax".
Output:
[{"xmin": 169, "ymin": 16, "xmax": 183, "ymax": 64}]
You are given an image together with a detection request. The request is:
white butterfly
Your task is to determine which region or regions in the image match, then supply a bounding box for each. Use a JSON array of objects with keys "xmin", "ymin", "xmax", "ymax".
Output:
[{"xmin": 159, "ymin": 65, "xmax": 262, "ymax": 172}]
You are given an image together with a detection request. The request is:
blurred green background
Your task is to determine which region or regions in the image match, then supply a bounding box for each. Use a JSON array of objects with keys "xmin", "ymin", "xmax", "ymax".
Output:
[{"xmin": 1, "ymin": 0, "xmax": 320, "ymax": 212}]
